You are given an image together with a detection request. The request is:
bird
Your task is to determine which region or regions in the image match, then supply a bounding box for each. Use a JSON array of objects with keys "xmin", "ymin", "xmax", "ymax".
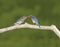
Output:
[
  {"xmin": 14, "ymin": 16, "xmax": 27, "ymax": 25},
  {"xmin": 28, "ymin": 15, "xmax": 40, "ymax": 27}
]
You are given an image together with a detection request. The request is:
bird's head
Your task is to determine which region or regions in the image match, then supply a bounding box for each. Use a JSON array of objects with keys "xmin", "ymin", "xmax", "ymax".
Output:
[{"xmin": 28, "ymin": 15, "xmax": 32, "ymax": 18}]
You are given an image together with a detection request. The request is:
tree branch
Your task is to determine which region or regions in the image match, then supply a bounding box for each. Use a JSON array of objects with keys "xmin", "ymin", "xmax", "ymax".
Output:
[{"xmin": 0, "ymin": 23, "xmax": 60, "ymax": 38}]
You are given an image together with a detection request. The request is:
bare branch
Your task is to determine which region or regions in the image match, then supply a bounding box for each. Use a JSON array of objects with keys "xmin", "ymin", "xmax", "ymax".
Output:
[{"xmin": 0, "ymin": 23, "xmax": 60, "ymax": 38}]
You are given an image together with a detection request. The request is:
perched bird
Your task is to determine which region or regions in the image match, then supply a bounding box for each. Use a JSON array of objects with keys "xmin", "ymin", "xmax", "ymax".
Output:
[
  {"xmin": 14, "ymin": 16, "xmax": 27, "ymax": 25},
  {"xmin": 28, "ymin": 15, "xmax": 40, "ymax": 27}
]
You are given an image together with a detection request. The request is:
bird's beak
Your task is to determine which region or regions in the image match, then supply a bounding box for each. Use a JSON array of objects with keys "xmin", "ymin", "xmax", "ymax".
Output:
[
  {"xmin": 28, "ymin": 15, "xmax": 32, "ymax": 18},
  {"xmin": 28, "ymin": 16, "xmax": 31, "ymax": 18}
]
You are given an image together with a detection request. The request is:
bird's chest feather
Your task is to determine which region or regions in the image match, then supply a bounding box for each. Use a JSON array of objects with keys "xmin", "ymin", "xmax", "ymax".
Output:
[{"xmin": 31, "ymin": 19, "xmax": 36, "ymax": 23}]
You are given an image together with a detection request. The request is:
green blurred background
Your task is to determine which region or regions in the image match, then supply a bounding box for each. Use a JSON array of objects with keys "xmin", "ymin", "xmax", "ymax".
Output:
[{"xmin": 0, "ymin": 0, "xmax": 60, "ymax": 47}]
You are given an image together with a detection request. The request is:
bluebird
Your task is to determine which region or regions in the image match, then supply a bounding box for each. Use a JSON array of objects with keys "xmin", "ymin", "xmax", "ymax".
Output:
[
  {"xmin": 14, "ymin": 16, "xmax": 27, "ymax": 25},
  {"xmin": 28, "ymin": 15, "xmax": 40, "ymax": 27}
]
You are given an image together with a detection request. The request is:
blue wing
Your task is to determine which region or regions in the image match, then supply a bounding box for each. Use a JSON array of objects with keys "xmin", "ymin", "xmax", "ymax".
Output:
[
  {"xmin": 31, "ymin": 16, "xmax": 40, "ymax": 27},
  {"xmin": 14, "ymin": 16, "xmax": 27, "ymax": 25}
]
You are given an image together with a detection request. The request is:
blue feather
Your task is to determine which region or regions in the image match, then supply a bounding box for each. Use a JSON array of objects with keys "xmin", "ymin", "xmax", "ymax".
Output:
[{"xmin": 31, "ymin": 16, "xmax": 40, "ymax": 27}]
